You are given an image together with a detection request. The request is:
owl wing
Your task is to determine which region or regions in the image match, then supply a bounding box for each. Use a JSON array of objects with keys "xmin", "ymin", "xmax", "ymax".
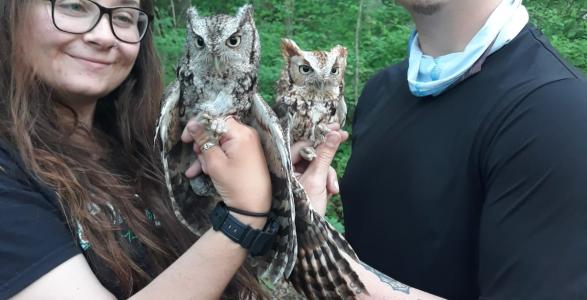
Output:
[
  {"xmin": 248, "ymin": 94, "xmax": 298, "ymax": 282},
  {"xmin": 156, "ymin": 80, "xmax": 181, "ymax": 154},
  {"xmin": 337, "ymin": 95, "xmax": 347, "ymax": 128},
  {"xmin": 272, "ymin": 98, "xmax": 291, "ymax": 121},
  {"xmin": 286, "ymin": 117, "xmax": 366, "ymax": 299},
  {"xmin": 157, "ymin": 80, "xmax": 215, "ymax": 237}
]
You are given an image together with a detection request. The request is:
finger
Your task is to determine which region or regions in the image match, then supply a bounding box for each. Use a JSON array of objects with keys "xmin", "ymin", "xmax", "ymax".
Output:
[
  {"xmin": 327, "ymin": 123, "xmax": 341, "ymax": 131},
  {"xmin": 339, "ymin": 130, "xmax": 349, "ymax": 143},
  {"xmin": 185, "ymin": 159, "xmax": 203, "ymax": 178},
  {"xmin": 291, "ymin": 140, "xmax": 313, "ymax": 164},
  {"xmin": 326, "ymin": 166, "xmax": 339, "ymax": 195},
  {"xmin": 217, "ymin": 117, "xmax": 243, "ymax": 146},
  {"xmin": 188, "ymin": 123, "xmax": 228, "ymax": 171},
  {"xmin": 181, "ymin": 119, "xmax": 199, "ymax": 143},
  {"xmin": 198, "ymin": 155, "xmax": 208, "ymax": 174},
  {"xmin": 217, "ymin": 118, "xmax": 261, "ymax": 161},
  {"xmin": 294, "ymin": 160, "xmax": 310, "ymax": 174},
  {"xmin": 304, "ymin": 131, "xmax": 342, "ymax": 180}
]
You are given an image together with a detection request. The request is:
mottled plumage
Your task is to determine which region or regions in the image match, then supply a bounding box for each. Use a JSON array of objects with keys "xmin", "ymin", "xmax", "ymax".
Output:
[
  {"xmin": 155, "ymin": 5, "xmax": 297, "ymax": 283},
  {"xmin": 274, "ymin": 39, "xmax": 366, "ymax": 299},
  {"xmin": 274, "ymin": 39, "xmax": 348, "ymax": 161}
]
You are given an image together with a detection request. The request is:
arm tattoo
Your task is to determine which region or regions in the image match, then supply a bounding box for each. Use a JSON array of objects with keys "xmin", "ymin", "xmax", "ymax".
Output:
[
  {"xmin": 359, "ymin": 261, "xmax": 410, "ymax": 294},
  {"xmin": 350, "ymin": 281, "xmax": 364, "ymax": 295}
]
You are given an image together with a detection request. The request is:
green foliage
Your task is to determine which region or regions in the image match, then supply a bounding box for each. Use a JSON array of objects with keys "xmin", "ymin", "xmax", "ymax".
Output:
[
  {"xmin": 153, "ymin": 0, "xmax": 587, "ymax": 232},
  {"xmin": 527, "ymin": 0, "xmax": 587, "ymax": 72}
]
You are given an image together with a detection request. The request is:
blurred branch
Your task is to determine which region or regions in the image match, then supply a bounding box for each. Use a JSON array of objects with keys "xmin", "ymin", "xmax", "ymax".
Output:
[{"xmin": 354, "ymin": 0, "xmax": 364, "ymax": 103}]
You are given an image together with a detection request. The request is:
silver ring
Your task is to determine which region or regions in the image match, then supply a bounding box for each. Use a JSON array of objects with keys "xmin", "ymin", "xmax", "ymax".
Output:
[{"xmin": 200, "ymin": 142, "xmax": 216, "ymax": 152}]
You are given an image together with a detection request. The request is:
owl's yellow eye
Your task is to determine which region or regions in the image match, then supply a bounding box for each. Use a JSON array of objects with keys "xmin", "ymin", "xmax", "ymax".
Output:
[
  {"xmin": 227, "ymin": 35, "xmax": 241, "ymax": 48},
  {"xmin": 195, "ymin": 35, "xmax": 205, "ymax": 49},
  {"xmin": 331, "ymin": 67, "xmax": 339, "ymax": 75},
  {"xmin": 299, "ymin": 65, "xmax": 313, "ymax": 74}
]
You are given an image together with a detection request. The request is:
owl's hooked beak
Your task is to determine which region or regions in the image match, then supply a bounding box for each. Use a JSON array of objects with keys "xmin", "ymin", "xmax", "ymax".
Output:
[
  {"xmin": 312, "ymin": 80, "xmax": 326, "ymax": 90},
  {"xmin": 213, "ymin": 56, "xmax": 222, "ymax": 75}
]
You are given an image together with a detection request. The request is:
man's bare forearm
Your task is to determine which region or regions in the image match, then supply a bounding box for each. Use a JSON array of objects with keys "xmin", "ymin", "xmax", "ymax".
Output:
[{"xmin": 343, "ymin": 253, "xmax": 445, "ymax": 300}]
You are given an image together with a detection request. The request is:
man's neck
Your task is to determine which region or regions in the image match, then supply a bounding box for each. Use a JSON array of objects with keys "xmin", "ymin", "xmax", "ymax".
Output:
[{"xmin": 411, "ymin": 0, "xmax": 502, "ymax": 57}]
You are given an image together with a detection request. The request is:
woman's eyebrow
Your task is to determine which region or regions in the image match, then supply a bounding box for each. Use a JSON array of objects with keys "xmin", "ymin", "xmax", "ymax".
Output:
[{"xmin": 115, "ymin": 0, "xmax": 140, "ymax": 7}]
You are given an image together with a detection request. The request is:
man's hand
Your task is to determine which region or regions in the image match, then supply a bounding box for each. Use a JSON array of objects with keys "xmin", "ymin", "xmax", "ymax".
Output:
[{"xmin": 291, "ymin": 123, "xmax": 349, "ymax": 216}]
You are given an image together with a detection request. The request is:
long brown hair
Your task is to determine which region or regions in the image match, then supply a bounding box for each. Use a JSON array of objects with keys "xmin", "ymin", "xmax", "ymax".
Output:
[{"xmin": 0, "ymin": 0, "xmax": 265, "ymax": 298}]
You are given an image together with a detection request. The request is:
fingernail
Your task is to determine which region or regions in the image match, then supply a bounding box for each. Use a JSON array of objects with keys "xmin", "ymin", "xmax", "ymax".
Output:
[
  {"xmin": 333, "ymin": 178, "xmax": 340, "ymax": 193},
  {"xmin": 326, "ymin": 133, "xmax": 340, "ymax": 147},
  {"xmin": 188, "ymin": 123, "xmax": 199, "ymax": 134}
]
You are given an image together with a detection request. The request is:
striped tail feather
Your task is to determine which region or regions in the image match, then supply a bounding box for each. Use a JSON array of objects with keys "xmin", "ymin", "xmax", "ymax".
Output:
[{"xmin": 288, "ymin": 171, "xmax": 367, "ymax": 299}]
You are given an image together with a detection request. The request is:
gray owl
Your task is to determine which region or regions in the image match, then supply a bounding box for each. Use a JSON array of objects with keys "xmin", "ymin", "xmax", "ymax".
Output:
[
  {"xmin": 156, "ymin": 5, "xmax": 298, "ymax": 285},
  {"xmin": 274, "ymin": 38, "xmax": 348, "ymax": 161},
  {"xmin": 274, "ymin": 39, "xmax": 367, "ymax": 299}
]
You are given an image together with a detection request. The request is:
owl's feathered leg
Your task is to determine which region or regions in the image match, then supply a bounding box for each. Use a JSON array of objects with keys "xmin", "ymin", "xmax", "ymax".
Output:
[
  {"xmin": 300, "ymin": 147, "xmax": 317, "ymax": 161},
  {"xmin": 193, "ymin": 89, "xmax": 240, "ymax": 144},
  {"xmin": 300, "ymin": 123, "xmax": 332, "ymax": 161}
]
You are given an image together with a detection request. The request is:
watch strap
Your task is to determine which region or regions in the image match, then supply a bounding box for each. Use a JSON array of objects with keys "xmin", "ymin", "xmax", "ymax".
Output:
[{"xmin": 209, "ymin": 202, "xmax": 279, "ymax": 257}]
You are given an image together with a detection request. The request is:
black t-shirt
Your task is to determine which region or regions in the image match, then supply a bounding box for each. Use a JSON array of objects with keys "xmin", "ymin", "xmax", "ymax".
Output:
[
  {"xmin": 0, "ymin": 139, "xmax": 153, "ymax": 299},
  {"xmin": 0, "ymin": 140, "xmax": 80, "ymax": 298},
  {"xmin": 342, "ymin": 25, "xmax": 587, "ymax": 299}
]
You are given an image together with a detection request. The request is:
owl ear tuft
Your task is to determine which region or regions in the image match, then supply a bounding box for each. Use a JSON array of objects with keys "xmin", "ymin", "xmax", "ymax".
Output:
[
  {"xmin": 187, "ymin": 7, "xmax": 199, "ymax": 19},
  {"xmin": 186, "ymin": 7, "xmax": 200, "ymax": 36},
  {"xmin": 281, "ymin": 39, "xmax": 302, "ymax": 60},
  {"xmin": 236, "ymin": 4, "xmax": 254, "ymax": 23},
  {"xmin": 332, "ymin": 45, "xmax": 348, "ymax": 59}
]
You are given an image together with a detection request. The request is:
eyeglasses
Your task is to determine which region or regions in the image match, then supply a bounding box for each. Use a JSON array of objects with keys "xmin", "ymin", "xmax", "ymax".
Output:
[{"xmin": 46, "ymin": 0, "xmax": 153, "ymax": 44}]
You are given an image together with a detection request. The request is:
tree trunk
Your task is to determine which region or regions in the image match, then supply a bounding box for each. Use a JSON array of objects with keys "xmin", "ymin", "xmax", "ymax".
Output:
[
  {"xmin": 285, "ymin": 0, "xmax": 295, "ymax": 37},
  {"xmin": 169, "ymin": 0, "xmax": 177, "ymax": 27},
  {"xmin": 179, "ymin": 0, "xmax": 191, "ymax": 22}
]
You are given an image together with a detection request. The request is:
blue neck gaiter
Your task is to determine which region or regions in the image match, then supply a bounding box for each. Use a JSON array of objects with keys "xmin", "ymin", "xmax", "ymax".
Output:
[{"xmin": 407, "ymin": 0, "xmax": 529, "ymax": 97}]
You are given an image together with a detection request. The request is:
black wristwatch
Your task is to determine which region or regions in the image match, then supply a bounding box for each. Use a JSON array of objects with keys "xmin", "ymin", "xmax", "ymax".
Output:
[{"xmin": 209, "ymin": 202, "xmax": 279, "ymax": 257}]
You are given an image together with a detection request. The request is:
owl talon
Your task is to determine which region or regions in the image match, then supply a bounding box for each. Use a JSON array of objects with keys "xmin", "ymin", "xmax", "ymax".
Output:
[
  {"xmin": 196, "ymin": 113, "xmax": 228, "ymax": 142},
  {"xmin": 210, "ymin": 118, "xmax": 228, "ymax": 136},
  {"xmin": 316, "ymin": 123, "xmax": 332, "ymax": 144},
  {"xmin": 317, "ymin": 123, "xmax": 331, "ymax": 135},
  {"xmin": 300, "ymin": 146, "xmax": 317, "ymax": 161}
]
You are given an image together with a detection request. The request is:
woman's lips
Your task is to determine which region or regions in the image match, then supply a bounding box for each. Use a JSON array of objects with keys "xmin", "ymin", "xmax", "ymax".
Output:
[{"xmin": 69, "ymin": 54, "xmax": 112, "ymax": 69}]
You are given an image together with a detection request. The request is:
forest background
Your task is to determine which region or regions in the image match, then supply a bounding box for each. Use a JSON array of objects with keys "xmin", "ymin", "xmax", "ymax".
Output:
[{"xmin": 153, "ymin": 0, "xmax": 587, "ymax": 232}]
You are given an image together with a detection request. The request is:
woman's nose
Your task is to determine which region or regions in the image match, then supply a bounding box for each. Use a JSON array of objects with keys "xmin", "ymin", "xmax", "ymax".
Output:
[{"xmin": 82, "ymin": 14, "xmax": 118, "ymax": 48}]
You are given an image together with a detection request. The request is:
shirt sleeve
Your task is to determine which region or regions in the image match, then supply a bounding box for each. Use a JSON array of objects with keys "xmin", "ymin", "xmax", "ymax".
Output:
[
  {"xmin": 0, "ymin": 146, "xmax": 80, "ymax": 299},
  {"xmin": 478, "ymin": 78, "xmax": 587, "ymax": 299}
]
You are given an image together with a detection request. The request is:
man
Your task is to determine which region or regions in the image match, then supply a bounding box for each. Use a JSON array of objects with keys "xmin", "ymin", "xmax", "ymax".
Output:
[{"xmin": 340, "ymin": 0, "xmax": 587, "ymax": 299}]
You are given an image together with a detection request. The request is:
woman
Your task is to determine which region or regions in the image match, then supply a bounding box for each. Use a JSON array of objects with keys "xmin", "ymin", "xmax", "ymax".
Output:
[{"xmin": 0, "ymin": 0, "xmax": 291, "ymax": 298}]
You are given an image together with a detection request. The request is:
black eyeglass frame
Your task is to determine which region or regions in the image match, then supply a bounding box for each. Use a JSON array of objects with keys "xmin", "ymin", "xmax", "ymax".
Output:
[{"xmin": 46, "ymin": 0, "xmax": 154, "ymax": 44}]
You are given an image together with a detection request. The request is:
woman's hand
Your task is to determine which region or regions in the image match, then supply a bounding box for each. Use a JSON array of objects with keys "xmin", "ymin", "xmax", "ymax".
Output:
[
  {"xmin": 181, "ymin": 117, "xmax": 272, "ymax": 226},
  {"xmin": 291, "ymin": 123, "xmax": 348, "ymax": 217}
]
